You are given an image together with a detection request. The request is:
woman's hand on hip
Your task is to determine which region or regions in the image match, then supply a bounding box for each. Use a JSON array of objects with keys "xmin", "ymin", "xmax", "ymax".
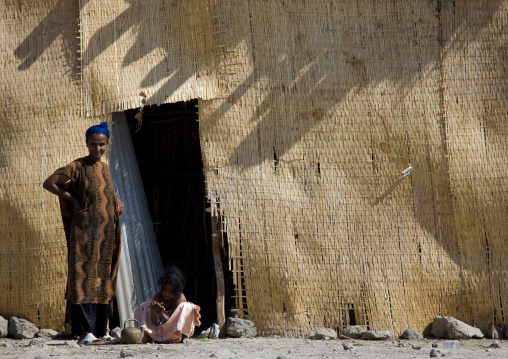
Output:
[{"xmin": 116, "ymin": 196, "xmax": 125, "ymax": 215}]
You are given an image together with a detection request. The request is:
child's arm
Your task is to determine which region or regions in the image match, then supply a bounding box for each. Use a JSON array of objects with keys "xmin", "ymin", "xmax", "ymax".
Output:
[
  {"xmin": 175, "ymin": 292, "xmax": 187, "ymax": 307},
  {"xmin": 150, "ymin": 300, "xmax": 170, "ymax": 323}
]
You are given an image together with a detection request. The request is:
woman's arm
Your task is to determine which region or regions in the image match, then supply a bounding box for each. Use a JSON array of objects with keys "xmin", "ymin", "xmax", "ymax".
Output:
[{"xmin": 43, "ymin": 174, "xmax": 80, "ymax": 210}]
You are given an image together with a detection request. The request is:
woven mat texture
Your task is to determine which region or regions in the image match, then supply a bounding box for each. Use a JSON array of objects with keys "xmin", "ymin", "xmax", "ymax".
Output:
[{"xmin": 1, "ymin": 0, "xmax": 507, "ymax": 335}]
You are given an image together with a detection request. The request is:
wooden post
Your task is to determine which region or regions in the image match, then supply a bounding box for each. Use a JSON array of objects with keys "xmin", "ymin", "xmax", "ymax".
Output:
[{"xmin": 211, "ymin": 214, "xmax": 226, "ymax": 333}]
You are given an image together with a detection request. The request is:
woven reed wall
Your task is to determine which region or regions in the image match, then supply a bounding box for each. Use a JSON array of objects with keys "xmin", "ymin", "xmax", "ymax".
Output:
[
  {"xmin": 0, "ymin": 0, "xmax": 220, "ymax": 329},
  {"xmin": 0, "ymin": 1, "xmax": 90, "ymax": 330},
  {"xmin": 79, "ymin": 0, "xmax": 225, "ymax": 116},
  {"xmin": 199, "ymin": 0, "xmax": 508, "ymax": 336},
  {"xmin": 1, "ymin": 0, "xmax": 507, "ymax": 335}
]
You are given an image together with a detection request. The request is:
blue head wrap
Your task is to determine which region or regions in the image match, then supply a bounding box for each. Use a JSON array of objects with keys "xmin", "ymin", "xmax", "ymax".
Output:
[{"xmin": 86, "ymin": 121, "xmax": 110, "ymax": 140}]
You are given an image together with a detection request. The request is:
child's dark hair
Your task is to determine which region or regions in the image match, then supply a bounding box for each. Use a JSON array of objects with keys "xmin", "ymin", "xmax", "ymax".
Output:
[{"xmin": 158, "ymin": 266, "xmax": 186, "ymax": 297}]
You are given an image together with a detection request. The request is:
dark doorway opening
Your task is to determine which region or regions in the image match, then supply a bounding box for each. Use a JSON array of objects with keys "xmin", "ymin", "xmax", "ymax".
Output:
[{"xmin": 123, "ymin": 100, "xmax": 231, "ymax": 330}]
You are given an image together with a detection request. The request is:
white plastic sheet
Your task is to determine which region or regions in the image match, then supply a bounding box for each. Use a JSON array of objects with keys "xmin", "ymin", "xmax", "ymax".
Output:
[{"xmin": 110, "ymin": 112, "xmax": 163, "ymax": 327}]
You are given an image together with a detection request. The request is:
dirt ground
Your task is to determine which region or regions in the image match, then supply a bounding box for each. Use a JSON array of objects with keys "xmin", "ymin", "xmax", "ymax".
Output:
[{"xmin": 0, "ymin": 337, "xmax": 506, "ymax": 359}]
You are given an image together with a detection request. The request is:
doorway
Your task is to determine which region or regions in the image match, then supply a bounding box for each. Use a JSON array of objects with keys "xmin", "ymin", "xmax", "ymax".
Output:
[{"xmin": 124, "ymin": 100, "xmax": 231, "ymax": 330}]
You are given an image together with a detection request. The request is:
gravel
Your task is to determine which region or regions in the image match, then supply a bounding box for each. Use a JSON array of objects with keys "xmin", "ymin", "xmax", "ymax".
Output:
[{"xmin": 0, "ymin": 337, "xmax": 504, "ymax": 359}]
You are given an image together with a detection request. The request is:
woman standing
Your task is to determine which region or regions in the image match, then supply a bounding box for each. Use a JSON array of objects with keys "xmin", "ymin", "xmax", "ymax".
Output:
[{"xmin": 43, "ymin": 122, "xmax": 124, "ymax": 345}]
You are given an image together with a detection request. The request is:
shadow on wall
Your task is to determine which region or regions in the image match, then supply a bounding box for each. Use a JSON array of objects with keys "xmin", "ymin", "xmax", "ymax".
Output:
[
  {"xmin": 11, "ymin": 0, "xmax": 507, "ymax": 327},
  {"xmin": 0, "ymin": 199, "xmax": 63, "ymax": 328},
  {"xmin": 13, "ymin": 0, "xmax": 503, "ymax": 167},
  {"xmin": 12, "ymin": 0, "xmax": 506, "ymax": 269},
  {"xmin": 13, "ymin": 0, "xmax": 83, "ymax": 78}
]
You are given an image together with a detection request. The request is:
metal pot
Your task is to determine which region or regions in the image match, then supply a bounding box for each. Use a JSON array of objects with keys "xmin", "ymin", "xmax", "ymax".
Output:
[{"xmin": 121, "ymin": 319, "xmax": 144, "ymax": 344}]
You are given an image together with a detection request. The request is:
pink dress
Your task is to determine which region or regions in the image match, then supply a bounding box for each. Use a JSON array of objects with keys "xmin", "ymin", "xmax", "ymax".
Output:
[{"xmin": 134, "ymin": 301, "xmax": 201, "ymax": 343}]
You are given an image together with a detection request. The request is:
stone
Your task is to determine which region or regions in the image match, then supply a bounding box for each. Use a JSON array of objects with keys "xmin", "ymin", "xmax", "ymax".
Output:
[
  {"xmin": 361, "ymin": 331, "xmax": 391, "ymax": 340},
  {"xmin": 8, "ymin": 317, "xmax": 38, "ymax": 339},
  {"xmin": 430, "ymin": 316, "xmax": 484, "ymax": 339},
  {"xmin": 276, "ymin": 356, "xmax": 288, "ymax": 359},
  {"xmin": 400, "ymin": 329, "xmax": 424, "ymax": 340},
  {"xmin": 29, "ymin": 338, "xmax": 47, "ymax": 348},
  {"xmin": 111, "ymin": 327, "xmax": 122, "ymax": 340},
  {"xmin": 120, "ymin": 349, "xmax": 135, "ymax": 357},
  {"xmin": 412, "ymin": 344, "xmax": 421, "ymax": 350},
  {"xmin": 312, "ymin": 328, "xmax": 337, "ymax": 340},
  {"xmin": 430, "ymin": 349, "xmax": 441, "ymax": 358},
  {"xmin": 432, "ymin": 343, "xmax": 438, "ymax": 348},
  {"xmin": 225, "ymin": 317, "xmax": 257, "ymax": 338},
  {"xmin": 36, "ymin": 328, "xmax": 59, "ymax": 340},
  {"xmin": 209, "ymin": 323, "xmax": 220, "ymax": 339},
  {"xmin": 489, "ymin": 341, "xmax": 500, "ymax": 348},
  {"xmin": 0, "ymin": 316, "xmax": 8, "ymax": 338},
  {"xmin": 342, "ymin": 325, "xmax": 368, "ymax": 339},
  {"xmin": 200, "ymin": 323, "xmax": 220, "ymax": 339},
  {"xmin": 342, "ymin": 342, "xmax": 354, "ymax": 350},
  {"xmin": 483, "ymin": 326, "xmax": 504, "ymax": 339},
  {"xmin": 34, "ymin": 355, "xmax": 43, "ymax": 359},
  {"xmin": 199, "ymin": 327, "xmax": 212, "ymax": 338},
  {"xmin": 1, "ymin": 343, "xmax": 11, "ymax": 348}
]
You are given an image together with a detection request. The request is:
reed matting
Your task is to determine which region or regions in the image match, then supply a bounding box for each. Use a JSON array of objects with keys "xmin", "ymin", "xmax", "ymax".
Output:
[
  {"xmin": 198, "ymin": 0, "xmax": 508, "ymax": 336},
  {"xmin": 1, "ymin": 0, "xmax": 507, "ymax": 335}
]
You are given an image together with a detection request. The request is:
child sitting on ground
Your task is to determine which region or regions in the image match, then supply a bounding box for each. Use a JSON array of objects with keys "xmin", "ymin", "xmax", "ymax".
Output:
[{"xmin": 134, "ymin": 266, "xmax": 201, "ymax": 343}]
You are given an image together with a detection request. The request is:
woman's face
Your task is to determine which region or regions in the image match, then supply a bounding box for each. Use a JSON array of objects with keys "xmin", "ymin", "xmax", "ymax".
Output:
[
  {"xmin": 86, "ymin": 133, "xmax": 108, "ymax": 161},
  {"xmin": 161, "ymin": 284, "xmax": 176, "ymax": 301}
]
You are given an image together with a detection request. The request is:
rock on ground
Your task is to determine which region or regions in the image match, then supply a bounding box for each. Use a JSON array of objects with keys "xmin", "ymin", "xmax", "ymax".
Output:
[
  {"xmin": 361, "ymin": 331, "xmax": 391, "ymax": 340},
  {"xmin": 310, "ymin": 328, "xmax": 337, "ymax": 340},
  {"xmin": 8, "ymin": 317, "xmax": 38, "ymax": 339},
  {"xmin": 0, "ymin": 316, "xmax": 8, "ymax": 338},
  {"xmin": 342, "ymin": 342, "xmax": 354, "ymax": 350},
  {"xmin": 36, "ymin": 328, "xmax": 60, "ymax": 340},
  {"xmin": 342, "ymin": 325, "xmax": 368, "ymax": 339},
  {"xmin": 225, "ymin": 317, "xmax": 257, "ymax": 338},
  {"xmin": 120, "ymin": 348, "xmax": 134, "ymax": 357},
  {"xmin": 199, "ymin": 323, "xmax": 220, "ymax": 339},
  {"xmin": 483, "ymin": 326, "xmax": 504, "ymax": 339},
  {"xmin": 400, "ymin": 329, "xmax": 423, "ymax": 340},
  {"xmin": 111, "ymin": 327, "xmax": 122, "ymax": 340},
  {"xmin": 429, "ymin": 348, "xmax": 442, "ymax": 357},
  {"xmin": 29, "ymin": 338, "xmax": 47, "ymax": 348},
  {"xmin": 430, "ymin": 316, "xmax": 484, "ymax": 339}
]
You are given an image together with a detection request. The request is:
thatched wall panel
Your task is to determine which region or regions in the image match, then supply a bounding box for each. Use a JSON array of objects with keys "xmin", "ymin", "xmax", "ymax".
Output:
[
  {"xmin": 2, "ymin": 0, "xmax": 507, "ymax": 335},
  {"xmin": 199, "ymin": 0, "xmax": 508, "ymax": 336},
  {"xmin": 1, "ymin": 0, "xmax": 227, "ymax": 329},
  {"xmin": 0, "ymin": 1, "xmax": 87, "ymax": 329},
  {"xmin": 442, "ymin": 1, "xmax": 508, "ymax": 330},
  {"xmin": 79, "ymin": 0, "xmax": 228, "ymax": 116}
]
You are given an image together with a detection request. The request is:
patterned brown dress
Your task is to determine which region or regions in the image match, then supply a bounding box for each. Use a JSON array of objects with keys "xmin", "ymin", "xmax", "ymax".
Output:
[{"xmin": 54, "ymin": 156, "xmax": 121, "ymax": 305}]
